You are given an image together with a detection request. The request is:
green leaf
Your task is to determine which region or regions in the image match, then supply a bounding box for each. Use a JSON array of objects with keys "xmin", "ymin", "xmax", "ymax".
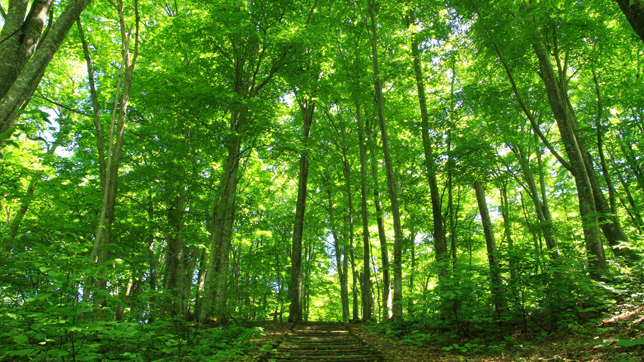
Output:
[
  {"xmin": 617, "ymin": 338, "xmax": 644, "ymax": 347},
  {"xmin": 13, "ymin": 335, "xmax": 28, "ymax": 345}
]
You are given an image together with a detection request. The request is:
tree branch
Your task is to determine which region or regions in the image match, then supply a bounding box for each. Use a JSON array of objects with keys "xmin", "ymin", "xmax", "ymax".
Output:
[{"xmin": 37, "ymin": 91, "xmax": 90, "ymax": 117}]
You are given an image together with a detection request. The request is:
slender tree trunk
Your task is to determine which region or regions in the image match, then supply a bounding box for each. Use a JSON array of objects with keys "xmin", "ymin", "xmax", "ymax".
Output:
[
  {"xmin": 327, "ymin": 185, "xmax": 350, "ymax": 322},
  {"xmin": 288, "ymin": 98, "xmax": 314, "ymax": 323},
  {"xmin": 510, "ymin": 143, "xmax": 559, "ymax": 256},
  {"xmin": 355, "ymin": 99, "xmax": 372, "ymax": 321},
  {"xmin": 474, "ymin": 182, "xmax": 507, "ymax": 317},
  {"xmin": 86, "ymin": 0, "xmax": 139, "ymax": 315},
  {"xmin": 592, "ymin": 67, "xmax": 640, "ymax": 262},
  {"xmin": 520, "ymin": 192, "xmax": 542, "ymax": 273},
  {"xmin": 194, "ymin": 248, "xmax": 208, "ymax": 319},
  {"xmin": 368, "ymin": 0, "xmax": 404, "ymax": 322},
  {"xmin": 407, "ymin": 9, "xmax": 448, "ymax": 273},
  {"xmin": 338, "ymin": 131, "xmax": 360, "ymax": 321},
  {"xmin": 182, "ymin": 246, "xmax": 201, "ymax": 319},
  {"xmin": 499, "ymin": 183, "xmax": 516, "ymax": 281},
  {"xmin": 447, "ymin": 129, "xmax": 459, "ymax": 269},
  {"xmin": 367, "ymin": 120, "xmax": 390, "ymax": 319},
  {"xmin": 613, "ymin": 160, "xmax": 644, "ymax": 230},
  {"xmin": 407, "ymin": 230, "xmax": 416, "ymax": 317}
]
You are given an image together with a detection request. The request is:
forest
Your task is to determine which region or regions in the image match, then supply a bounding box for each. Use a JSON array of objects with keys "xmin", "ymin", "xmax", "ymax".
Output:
[{"xmin": 1, "ymin": 0, "xmax": 644, "ymax": 361}]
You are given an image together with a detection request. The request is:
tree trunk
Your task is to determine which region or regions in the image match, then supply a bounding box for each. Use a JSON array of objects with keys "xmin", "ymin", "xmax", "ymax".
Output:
[
  {"xmin": 86, "ymin": 0, "xmax": 139, "ymax": 314},
  {"xmin": 407, "ymin": 9, "xmax": 448, "ymax": 274},
  {"xmin": 355, "ymin": 99, "xmax": 372, "ymax": 321},
  {"xmin": 368, "ymin": 0, "xmax": 404, "ymax": 322},
  {"xmin": 447, "ymin": 129, "xmax": 459, "ymax": 269},
  {"xmin": 327, "ymin": 184, "xmax": 350, "ymax": 322},
  {"xmin": 474, "ymin": 181, "xmax": 507, "ymax": 317},
  {"xmin": 200, "ymin": 132, "xmax": 242, "ymax": 322},
  {"xmin": 613, "ymin": 0, "xmax": 644, "ymax": 45},
  {"xmin": 499, "ymin": 183, "xmax": 516, "ymax": 281},
  {"xmin": 164, "ymin": 194, "xmax": 186, "ymax": 317},
  {"xmin": 0, "ymin": 0, "xmax": 93, "ymax": 134},
  {"xmin": 337, "ymin": 123, "xmax": 360, "ymax": 321},
  {"xmin": 367, "ymin": 121, "xmax": 390, "ymax": 320},
  {"xmin": 510, "ymin": 143, "xmax": 559, "ymax": 256},
  {"xmin": 530, "ymin": 31, "xmax": 608, "ymax": 278},
  {"xmin": 592, "ymin": 67, "xmax": 640, "ymax": 262},
  {"xmin": 288, "ymin": 98, "xmax": 314, "ymax": 323}
]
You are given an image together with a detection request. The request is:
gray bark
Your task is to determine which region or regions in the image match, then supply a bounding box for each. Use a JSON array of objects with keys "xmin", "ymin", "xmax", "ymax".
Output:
[
  {"xmin": 355, "ymin": 99, "xmax": 372, "ymax": 321},
  {"xmin": 474, "ymin": 182, "xmax": 507, "ymax": 316},
  {"xmin": 327, "ymin": 185, "xmax": 350, "ymax": 322},
  {"xmin": 288, "ymin": 97, "xmax": 314, "ymax": 323},
  {"xmin": 368, "ymin": 0, "xmax": 404, "ymax": 322},
  {"xmin": 613, "ymin": 0, "xmax": 644, "ymax": 44},
  {"xmin": 0, "ymin": 0, "xmax": 93, "ymax": 134},
  {"xmin": 367, "ymin": 121, "xmax": 390, "ymax": 320}
]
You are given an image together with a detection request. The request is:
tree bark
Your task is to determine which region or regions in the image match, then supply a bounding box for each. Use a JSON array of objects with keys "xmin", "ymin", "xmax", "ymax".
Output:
[
  {"xmin": 368, "ymin": 0, "xmax": 404, "ymax": 322},
  {"xmin": 591, "ymin": 67, "xmax": 640, "ymax": 262},
  {"xmin": 510, "ymin": 143, "xmax": 559, "ymax": 256},
  {"xmin": 164, "ymin": 194, "xmax": 186, "ymax": 317},
  {"xmin": 613, "ymin": 0, "xmax": 644, "ymax": 44},
  {"xmin": 327, "ymin": 185, "xmax": 350, "ymax": 322},
  {"xmin": 474, "ymin": 181, "xmax": 507, "ymax": 317},
  {"xmin": 200, "ymin": 131, "xmax": 243, "ymax": 322},
  {"xmin": 499, "ymin": 183, "xmax": 516, "ymax": 281},
  {"xmin": 529, "ymin": 29, "xmax": 608, "ymax": 278},
  {"xmin": 0, "ymin": 0, "xmax": 93, "ymax": 134},
  {"xmin": 407, "ymin": 10, "xmax": 448, "ymax": 272},
  {"xmin": 355, "ymin": 99, "xmax": 372, "ymax": 321},
  {"xmin": 288, "ymin": 97, "xmax": 314, "ymax": 323},
  {"xmin": 367, "ymin": 120, "xmax": 390, "ymax": 320},
  {"xmin": 85, "ymin": 0, "xmax": 139, "ymax": 315}
]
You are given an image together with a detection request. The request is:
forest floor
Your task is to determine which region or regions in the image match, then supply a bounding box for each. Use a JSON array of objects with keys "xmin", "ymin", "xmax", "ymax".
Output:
[
  {"xmin": 349, "ymin": 304, "xmax": 644, "ymax": 362},
  {"xmin": 244, "ymin": 301, "xmax": 644, "ymax": 361}
]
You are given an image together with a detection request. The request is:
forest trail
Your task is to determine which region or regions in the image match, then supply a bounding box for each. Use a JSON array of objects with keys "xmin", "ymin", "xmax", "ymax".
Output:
[{"xmin": 260, "ymin": 322, "xmax": 385, "ymax": 361}]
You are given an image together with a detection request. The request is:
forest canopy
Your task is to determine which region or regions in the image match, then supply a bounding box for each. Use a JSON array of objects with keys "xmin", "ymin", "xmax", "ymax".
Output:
[{"xmin": 1, "ymin": 0, "xmax": 644, "ymax": 361}]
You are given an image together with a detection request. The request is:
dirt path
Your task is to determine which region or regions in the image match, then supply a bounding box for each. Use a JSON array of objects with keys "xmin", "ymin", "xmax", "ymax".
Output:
[{"xmin": 260, "ymin": 321, "xmax": 384, "ymax": 361}]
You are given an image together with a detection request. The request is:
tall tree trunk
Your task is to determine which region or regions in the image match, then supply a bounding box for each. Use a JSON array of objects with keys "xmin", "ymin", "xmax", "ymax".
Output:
[
  {"xmin": 529, "ymin": 29, "xmax": 608, "ymax": 278},
  {"xmin": 367, "ymin": 121, "xmax": 390, "ymax": 320},
  {"xmin": 510, "ymin": 143, "xmax": 559, "ymax": 256},
  {"xmin": 474, "ymin": 182, "xmax": 507, "ymax": 317},
  {"xmin": 337, "ymin": 119, "xmax": 360, "ymax": 321},
  {"xmin": 288, "ymin": 98, "xmax": 314, "ymax": 323},
  {"xmin": 355, "ymin": 98, "xmax": 372, "ymax": 321},
  {"xmin": 182, "ymin": 246, "xmax": 201, "ymax": 319},
  {"xmin": 85, "ymin": 0, "xmax": 139, "ymax": 314},
  {"xmin": 447, "ymin": 128, "xmax": 459, "ymax": 269},
  {"xmin": 200, "ymin": 131, "xmax": 242, "ymax": 322},
  {"xmin": 406, "ymin": 9, "xmax": 448, "ymax": 274},
  {"xmin": 592, "ymin": 66, "xmax": 640, "ymax": 262},
  {"xmin": 0, "ymin": 0, "xmax": 93, "ymax": 134},
  {"xmin": 499, "ymin": 183, "xmax": 516, "ymax": 281},
  {"xmin": 368, "ymin": 0, "xmax": 405, "ymax": 322},
  {"xmin": 164, "ymin": 194, "xmax": 186, "ymax": 317},
  {"xmin": 327, "ymin": 185, "xmax": 350, "ymax": 322}
]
